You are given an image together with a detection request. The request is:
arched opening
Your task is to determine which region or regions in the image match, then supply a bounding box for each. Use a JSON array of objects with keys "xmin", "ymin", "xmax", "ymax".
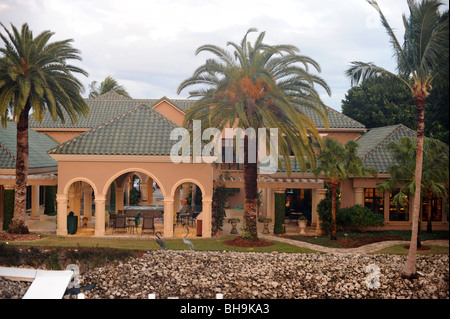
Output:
[
  {"xmin": 62, "ymin": 178, "xmax": 97, "ymax": 236},
  {"xmin": 103, "ymin": 169, "xmax": 166, "ymax": 237},
  {"xmin": 171, "ymin": 179, "xmax": 205, "ymax": 238}
]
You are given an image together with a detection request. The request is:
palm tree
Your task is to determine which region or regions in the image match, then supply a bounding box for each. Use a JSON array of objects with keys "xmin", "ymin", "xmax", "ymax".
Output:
[
  {"xmin": 89, "ymin": 75, "xmax": 131, "ymax": 98},
  {"xmin": 178, "ymin": 28, "xmax": 331, "ymax": 241},
  {"xmin": 346, "ymin": 0, "xmax": 448, "ymax": 278},
  {"xmin": 313, "ymin": 138, "xmax": 377, "ymax": 240},
  {"xmin": 0, "ymin": 23, "xmax": 89, "ymax": 233},
  {"xmin": 377, "ymin": 137, "xmax": 449, "ymax": 236}
]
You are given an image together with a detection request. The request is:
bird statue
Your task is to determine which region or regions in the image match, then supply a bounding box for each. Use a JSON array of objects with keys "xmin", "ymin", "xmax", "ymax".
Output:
[
  {"xmin": 155, "ymin": 232, "xmax": 167, "ymax": 250},
  {"xmin": 182, "ymin": 225, "xmax": 194, "ymax": 250}
]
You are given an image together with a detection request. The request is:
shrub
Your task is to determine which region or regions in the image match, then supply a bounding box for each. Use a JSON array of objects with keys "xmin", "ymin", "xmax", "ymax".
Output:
[
  {"xmin": 340, "ymin": 205, "xmax": 385, "ymax": 232},
  {"xmin": 44, "ymin": 186, "xmax": 56, "ymax": 215},
  {"xmin": 318, "ymin": 198, "xmax": 384, "ymax": 234},
  {"xmin": 317, "ymin": 187, "xmax": 341, "ymax": 235},
  {"xmin": 274, "ymin": 192, "xmax": 285, "ymax": 234}
]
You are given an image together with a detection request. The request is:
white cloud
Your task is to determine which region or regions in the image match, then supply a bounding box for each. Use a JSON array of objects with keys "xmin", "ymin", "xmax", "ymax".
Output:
[{"xmin": 1, "ymin": 0, "xmax": 448, "ymax": 111}]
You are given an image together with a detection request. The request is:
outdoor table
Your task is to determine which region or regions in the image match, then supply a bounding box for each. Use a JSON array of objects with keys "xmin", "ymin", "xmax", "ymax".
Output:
[{"xmin": 178, "ymin": 213, "xmax": 193, "ymax": 226}]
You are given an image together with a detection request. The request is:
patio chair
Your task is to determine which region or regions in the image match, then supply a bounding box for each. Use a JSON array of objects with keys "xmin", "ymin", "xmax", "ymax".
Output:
[
  {"xmin": 109, "ymin": 212, "xmax": 117, "ymax": 228},
  {"xmin": 141, "ymin": 216, "xmax": 155, "ymax": 235},
  {"xmin": 113, "ymin": 215, "xmax": 127, "ymax": 233}
]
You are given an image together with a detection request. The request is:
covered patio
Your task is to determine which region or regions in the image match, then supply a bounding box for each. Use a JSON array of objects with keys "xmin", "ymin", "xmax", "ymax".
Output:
[{"xmin": 47, "ymin": 104, "xmax": 214, "ymax": 238}]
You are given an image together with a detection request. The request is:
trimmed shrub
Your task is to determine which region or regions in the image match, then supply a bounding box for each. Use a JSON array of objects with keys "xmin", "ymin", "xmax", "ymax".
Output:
[
  {"xmin": 44, "ymin": 186, "xmax": 56, "ymax": 215},
  {"xmin": 274, "ymin": 192, "xmax": 285, "ymax": 234},
  {"xmin": 339, "ymin": 204, "xmax": 385, "ymax": 232}
]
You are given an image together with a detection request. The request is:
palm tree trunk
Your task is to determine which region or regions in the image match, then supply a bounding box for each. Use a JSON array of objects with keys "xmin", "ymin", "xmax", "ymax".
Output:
[
  {"xmin": 330, "ymin": 181, "xmax": 338, "ymax": 240},
  {"xmin": 9, "ymin": 105, "xmax": 31, "ymax": 234},
  {"xmin": 401, "ymin": 92, "xmax": 426, "ymax": 279},
  {"xmin": 243, "ymin": 135, "xmax": 258, "ymax": 241}
]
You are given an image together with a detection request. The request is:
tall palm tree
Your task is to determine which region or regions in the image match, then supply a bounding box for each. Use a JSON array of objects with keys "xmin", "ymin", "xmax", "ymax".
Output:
[
  {"xmin": 313, "ymin": 138, "xmax": 377, "ymax": 240},
  {"xmin": 0, "ymin": 23, "xmax": 89, "ymax": 233},
  {"xmin": 377, "ymin": 137, "xmax": 449, "ymax": 235},
  {"xmin": 89, "ymin": 75, "xmax": 131, "ymax": 98},
  {"xmin": 178, "ymin": 28, "xmax": 331, "ymax": 241},
  {"xmin": 346, "ymin": 0, "xmax": 448, "ymax": 278}
]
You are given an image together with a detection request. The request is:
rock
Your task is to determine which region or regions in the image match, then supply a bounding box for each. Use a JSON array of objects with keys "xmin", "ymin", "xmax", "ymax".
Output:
[{"xmin": 1, "ymin": 251, "xmax": 448, "ymax": 299}]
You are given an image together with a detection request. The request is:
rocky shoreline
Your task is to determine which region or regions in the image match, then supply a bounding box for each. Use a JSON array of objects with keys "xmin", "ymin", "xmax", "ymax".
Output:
[{"xmin": 1, "ymin": 251, "xmax": 448, "ymax": 299}]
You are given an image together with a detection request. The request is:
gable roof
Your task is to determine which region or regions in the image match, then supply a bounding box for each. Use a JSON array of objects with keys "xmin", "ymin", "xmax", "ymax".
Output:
[
  {"xmin": 29, "ymin": 92, "xmax": 196, "ymax": 130},
  {"xmin": 30, "ymin": 92, "xmax": 365, "ymax": 131},
  {"xmin": 356, "ymin": 124, "xmax": 416, "ymax": 173},
  {"xmin": 48, "ymin": 104, "xmax": 180, "ymax": 156},
  {"xmin": 297, "ymin": 105, "xmax": 366, "ymax": 130},
  {"xmin": 0, "ymin": 122, "xmax": 59, "ymax": 169}
]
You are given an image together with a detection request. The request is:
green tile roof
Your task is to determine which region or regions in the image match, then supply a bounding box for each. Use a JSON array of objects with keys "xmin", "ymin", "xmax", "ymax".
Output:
[
  {"xmin": 295, "ymin": 104, "xmax": 366, "ymax": 129},
  {"xmin": 48, "ymin": 104, "xmax": 180, "ymax": 156},
  {"xmin": 30, "ymin": 92, "xmax": 195, "ymax": 129},
  {"xmin": 356, "ymin": 124, "xmax": 416, "ymax": 173},
  {"xmin": 30, "ymin": 92, "xmax": 365, "ymax": 131},
  {"xmin": 0, "ymin": 122, "xmax": 59, "ymax": 169}
]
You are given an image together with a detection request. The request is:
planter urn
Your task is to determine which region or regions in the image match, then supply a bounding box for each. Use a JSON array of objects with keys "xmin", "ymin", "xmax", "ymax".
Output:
[{"xmin": 298, "ymin": 219, "xmax": 307, "ymax": 235}]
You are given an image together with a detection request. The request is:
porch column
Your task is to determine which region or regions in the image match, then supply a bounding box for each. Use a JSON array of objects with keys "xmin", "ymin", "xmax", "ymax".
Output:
[
  {"xmin": 30, "ymin": 185, "xmax": 40, "ymax": 220},
  {"xmin": 354, "ymin": 187, "xmax": 364, "ymax": 206},
  {"xmin": 74, "ymin": 182, "xmax": 82, "ymax": 218},
  {"xmin": 260, "ymin": 188, "xmax": 267, "ymax": 217},
  {"xmin": 266, "ymin": 188, "xmax": 275, "ymax": 221},
  {"xmin": 164, "ymin": 198, "xmax": 174, "ymax": 237},
  {"xmin": 94, "ymin": 195, "xmax": 106, "ymax": 237},
  {"xmin": 83, "ymin": 183, "xmax": 92, "ymax": 221},
  {"xmin": 56, "ymin": 194, "xmax": 68, "ymax": 236},
  {"xmin": 115, "ymin": 186, "xmax": 124, "ymax": 213},
  {"xmin": 202, "ymin": 196, "xmax": 212, "ymax": 238},
  {"xmin": 140, "ymin": 181, "xmax": 148, "ymax": 205},
  {"xmin": 315, "ymin": 188, "xmax": 327, "ymax": 236},
  {"xmin": 147, "ymin": 178, "xmax": 154, "ymax": 205}
]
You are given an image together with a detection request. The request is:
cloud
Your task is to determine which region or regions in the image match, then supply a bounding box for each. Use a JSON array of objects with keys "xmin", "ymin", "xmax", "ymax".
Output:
[{"xmin": 1, "ymin": 0, "xmax": 448, "ymax": 110}]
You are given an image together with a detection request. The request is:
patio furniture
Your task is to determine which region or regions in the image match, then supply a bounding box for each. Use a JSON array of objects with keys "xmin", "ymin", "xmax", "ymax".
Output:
[
  {"xmin": 141, "ymin": 216, "xmax": 155, "ymax": 235},
  {"xmin": 113, "ymin": 215, "xmax": 127, "ymax": 233},
  {"xmin": 179, "ymin": 210, "xmax": 195, "ymax": 226},
  {"xmin": 108, "ymin": 213, "xmax": 117, "ymax": 228}
]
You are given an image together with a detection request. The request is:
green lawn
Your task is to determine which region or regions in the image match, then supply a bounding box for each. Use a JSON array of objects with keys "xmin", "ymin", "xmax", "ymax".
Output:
[
  {"xmin": 373, "ymin": 244, "xmax": 449, "ymax": 255},
  {"xmin": 3, "ymin": 234, "xmax": 316, "ymax": 254},
  {"xmin": 288, "ymin": 230, "xmax": 449, "ymax": 249}
]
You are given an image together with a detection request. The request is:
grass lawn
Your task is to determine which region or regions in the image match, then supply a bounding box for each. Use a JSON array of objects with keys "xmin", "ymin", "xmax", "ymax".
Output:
[
  {"xmin": 288, "ymin": 230, "xmax": 449, "ymax": 249},
  {"xmin": 373, "ymin": 244, "xmax": 449, "ymax": 255},
  {"xmin": 2, "ymin": 234, "xmax": 317, "ymax": 254}
]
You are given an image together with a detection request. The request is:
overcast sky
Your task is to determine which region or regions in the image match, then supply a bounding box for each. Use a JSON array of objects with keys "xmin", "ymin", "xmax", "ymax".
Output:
[{"xmin": 1, "ymin": 0, "xmax": 449, "ymax": 112}]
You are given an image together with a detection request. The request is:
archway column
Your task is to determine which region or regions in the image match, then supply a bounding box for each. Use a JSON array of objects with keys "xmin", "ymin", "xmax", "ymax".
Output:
[
  {"xmin": 115, "ymin": 186, "xmax": 124, "ymax": 213},
  {"xmin": 201, "ymin": 197, "xmax": 213, "ymax": 238},
  {"xmin": 83, "ymin": 182, "xmax": 92, "ymax": 220},
  {"xmin": 94, "ymin": 195, "xmax": 106, "ymax": 237},
  {"xmin": 56, "ymin": 194, "xmax": 68, "ymax": 236},
  {"xmin": 30, "ymin": 185, "xmax": 40, "ymax": 220},
  {"xmin": 164, "ymin": 198, "xmax": 174, "ymax": 237}
]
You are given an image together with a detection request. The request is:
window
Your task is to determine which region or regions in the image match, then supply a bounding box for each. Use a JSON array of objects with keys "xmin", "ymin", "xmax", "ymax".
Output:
[
  {"xmin": 364, "ymin": 188, "xmax": 384, "ymax": 217},
  {"xmin": 389, "ymin": 190, "xmax": 409, "ymax": 221},
  {"xmin": 421, "ymin": 195, "xmax": 442, "ymax": 222}
]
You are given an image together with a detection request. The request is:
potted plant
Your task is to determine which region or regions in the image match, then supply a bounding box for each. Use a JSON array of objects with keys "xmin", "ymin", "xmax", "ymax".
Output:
[
  {"xmin": 258, "ymin": 217, "xmax": 272, "ymax": 234},
  {"xmin": 228, "ymin": 218, "xmax": 240, "ymax": 234},
  {"xmin": 297, "ymin": 215, "xmax": 307, "ymax": 235}
]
